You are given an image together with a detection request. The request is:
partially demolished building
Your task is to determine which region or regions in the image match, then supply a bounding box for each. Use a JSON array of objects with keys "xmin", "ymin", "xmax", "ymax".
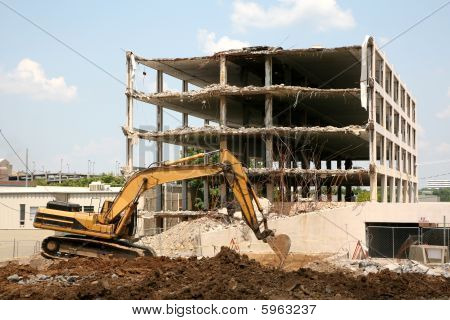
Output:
[{"xmin": 123, "ymin": 36, "xmax": 418, "ymax": 214}]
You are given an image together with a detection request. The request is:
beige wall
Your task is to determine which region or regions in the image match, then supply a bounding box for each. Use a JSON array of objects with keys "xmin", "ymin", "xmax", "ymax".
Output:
[{"xmin": 199, "ymin": 202, "xmax": 450, "ymax": 256}]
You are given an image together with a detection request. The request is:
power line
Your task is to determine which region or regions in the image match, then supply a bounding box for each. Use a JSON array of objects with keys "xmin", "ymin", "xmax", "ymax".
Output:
[
  {"xmin": 0, "ymin": 0, "xmax": 124, "ymax": 85},
  {"xmin": 0, "ymin": 129, "xmax": 30, "ymax": 175},
  {"xmin": 419, "ymin": 171, "xmax": 450, "ymax": 180}
]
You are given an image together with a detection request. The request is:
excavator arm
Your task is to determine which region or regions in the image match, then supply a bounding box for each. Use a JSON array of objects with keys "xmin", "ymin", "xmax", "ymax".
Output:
[{"xmin": 100, "ymin": 149, "xmax": 274, "ymax": 241}]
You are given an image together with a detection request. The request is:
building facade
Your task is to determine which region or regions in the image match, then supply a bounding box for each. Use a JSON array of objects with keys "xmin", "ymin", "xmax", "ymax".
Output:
[{"xmin": 122, "ymin": 36, "xmax": 418, "ymax": 209}]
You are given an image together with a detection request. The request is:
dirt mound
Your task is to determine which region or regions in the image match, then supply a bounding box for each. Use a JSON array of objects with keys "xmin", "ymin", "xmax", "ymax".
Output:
[{"xmin": 0, "ymin": 247, "xmax": 449, "ymax": 300}]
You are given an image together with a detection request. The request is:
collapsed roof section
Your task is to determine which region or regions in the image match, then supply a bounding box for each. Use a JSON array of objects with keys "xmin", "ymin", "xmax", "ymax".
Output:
[
  {"xmin": 134, "ymin": 45, "xmax": 362, "ymax": 89},
  {"xmin": 130, "ymin": 85, "xmax": 367, "ymax": 127},
  {"xmin": 123, "ymin": 125, "xmax": 369, "ymax": 160}
]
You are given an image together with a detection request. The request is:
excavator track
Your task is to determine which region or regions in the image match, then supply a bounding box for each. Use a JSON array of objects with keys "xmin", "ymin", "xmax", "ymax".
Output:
[{"xmin": 41, "ymin": 235, "xmax": 156, "ymax": 259}]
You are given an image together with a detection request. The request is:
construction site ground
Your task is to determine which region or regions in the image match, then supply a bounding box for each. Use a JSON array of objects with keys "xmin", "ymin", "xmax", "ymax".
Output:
[{"xmin": 1, "ymin": 248, "xmax": 449, "ymax": 300}]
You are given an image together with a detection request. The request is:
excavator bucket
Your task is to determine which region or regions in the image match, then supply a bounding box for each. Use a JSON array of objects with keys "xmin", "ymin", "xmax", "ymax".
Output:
[{"xmin": 266, "ymin": 234, "xmax": 291, "ymax": 268}]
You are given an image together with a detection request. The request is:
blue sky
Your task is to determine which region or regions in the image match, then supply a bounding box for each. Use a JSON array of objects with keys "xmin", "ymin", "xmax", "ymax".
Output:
[{"xmin": 0, "ymin": 0, "xmax": 449, "ymax": 186}]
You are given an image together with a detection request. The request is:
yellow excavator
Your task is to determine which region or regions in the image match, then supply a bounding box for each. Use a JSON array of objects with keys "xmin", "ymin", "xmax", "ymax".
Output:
[{"xmin": 33, "ymin": 149, "xmax": 291, "ymax": 261}]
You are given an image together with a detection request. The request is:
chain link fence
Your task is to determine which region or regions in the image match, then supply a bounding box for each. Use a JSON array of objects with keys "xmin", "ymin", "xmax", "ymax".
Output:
[
  {"xmin": 0, "ymin": 240, "xmax": 41, "ymax": 260},
  {"xmin": 367, "ymin": 225, "xmax": 449, "ymax": 259}
]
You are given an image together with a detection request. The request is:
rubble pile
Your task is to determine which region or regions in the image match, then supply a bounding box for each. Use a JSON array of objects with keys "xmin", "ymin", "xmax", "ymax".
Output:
[
  {"xmin": 138, "ymin": 197, "xmax": 276, "ymax": 257},
  {"xmin": 331, "ymin": 258, "xmax": 450, "ymax": 277},
  {"xmin": 138, "ymin": 216, "xmax": 231, "ymax": 256}
]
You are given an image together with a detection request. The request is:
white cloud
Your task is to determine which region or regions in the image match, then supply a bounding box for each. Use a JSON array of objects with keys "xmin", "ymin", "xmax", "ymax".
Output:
[
  {"xmin": 437, "ymin": 142, "xmax": 450, "ymax": 155},
  {"xmin": 0, "ymin": 58, "xmax": 76, "ymax": 102},
  {"xmin": 436, "ymin": 105, "xmax": 450, "ymax": 119},
  {"xmin": 231, "ymin": 0, "xmax": 355, "ymax": 32},
  {"xmin": 197, "ymin": 29, "xmax": 250, "ymax": 54}
]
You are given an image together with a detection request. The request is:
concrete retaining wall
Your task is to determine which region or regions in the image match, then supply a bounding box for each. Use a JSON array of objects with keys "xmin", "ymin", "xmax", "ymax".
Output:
[{"xmin": 199, "ymin": 202, "xmax": 450, "ymax": 256}]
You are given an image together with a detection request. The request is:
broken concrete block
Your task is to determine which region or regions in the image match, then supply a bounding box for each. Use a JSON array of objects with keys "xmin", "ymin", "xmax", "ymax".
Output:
[
  {"xmin": 412, "ymin": 264, "xmax": 429, "ymax": 274},
  {"xmin": 7, "ymin": 274, "xmax": 22, "ymax": 282},
  {"xmin": 383, "ymin": 263, "xmax": 401, "ymax": 273},
  {"xmin": 426, "ymin": 269, "xmax": 441, "ymax": 276},
  {"xmin": 36, "ymin": 274, "xmax": 50, "ymax": 281},
  {"xmin": 364, "ymin": 265, "xmax": 379, "ymax": 273}
]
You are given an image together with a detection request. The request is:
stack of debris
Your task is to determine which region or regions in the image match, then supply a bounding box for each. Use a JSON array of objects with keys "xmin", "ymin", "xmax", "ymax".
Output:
[{"xmin": 330, "ymin": 258, "xmax": 450, "ymax": 277}]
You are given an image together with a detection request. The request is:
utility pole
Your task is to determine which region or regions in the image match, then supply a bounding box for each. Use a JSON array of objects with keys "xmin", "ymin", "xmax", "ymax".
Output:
[
  {"xmin": 59, "ymin": 158, "xmax": 63, "ymax": 184},
  {"xmin": 87, "ymin": 160, "xmax": 90, "ymax": 178},
  {"xmin": 25, "ymin": 148, "xmax": 28, "ymax": 188}
]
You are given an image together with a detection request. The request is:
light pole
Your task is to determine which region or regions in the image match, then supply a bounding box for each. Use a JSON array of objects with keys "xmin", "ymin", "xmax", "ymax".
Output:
[
  {"xmin": 25, "ymin": 148, "xmax": 28, "ymax": 188},
  {"xmin": 59, "ymin": 158, "xmax": 63, "ymax": 183},
  {"xmin": 87, "ymin": 160, "xmax": 90, "ymax": 178}
]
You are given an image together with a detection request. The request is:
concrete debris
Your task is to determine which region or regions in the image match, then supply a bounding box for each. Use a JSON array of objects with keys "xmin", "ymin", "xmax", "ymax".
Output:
[
  {"xmin": 334, "ymin": 258, "xmax": 450, "ymax": 277},
  {"xmin": 131, "ymin": 84, "xmax": 360, "ymax": 100},
  {"xmin": 7, "ymin": 274, "xmax": 22, "ymax": 282},
  {"xmin": 124, "ymin": 124, "xmax": 367, "ymax": 139},
  {"xmin": 137, "ymin": 216, "xmax": 230, "ymax": 257},
  {"xmin": 8, "ymin": 274, "xmax": 81, "ymax": 286},
  {"xmin": 138, "ymin": 198, "xmax": 279, "ymax": 257},
  {"xmin": 383, "ymin": 263, "xmax": 402, "ymax": 273}
]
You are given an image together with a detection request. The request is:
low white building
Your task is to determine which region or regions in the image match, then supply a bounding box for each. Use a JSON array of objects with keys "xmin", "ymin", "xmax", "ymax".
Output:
[
  {"xmin": 427, "ymin": 179, "xmax": 450, "ymax": 189},
  {"xmin": 0, "ymin": 184, "xmax": 121, "ymax": 230},
  {"xmin": 0, "ymin": 184, "xmax": 121, "ymax": 259}
]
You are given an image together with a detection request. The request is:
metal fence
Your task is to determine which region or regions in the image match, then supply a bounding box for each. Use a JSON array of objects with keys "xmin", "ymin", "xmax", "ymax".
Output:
[
  {"xmin": 0, "ymin": 240, "xmax": 41, "ymax": 260},
  {"xmin": 367, "ymin": 225, "xmax": 450, "ymax": 259}
]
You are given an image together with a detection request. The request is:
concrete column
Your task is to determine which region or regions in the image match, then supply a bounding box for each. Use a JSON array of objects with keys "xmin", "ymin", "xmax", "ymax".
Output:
[
  {"xmin": 181, "ymin": 80, "xmax": 189, "ymax": 211},
  {"xmin": 368, "ymin": 40, "xmax": 377, "ymax": 202},
  {"xmin": 369, "ymin": 167, "xmax": 378, "ymax": 203},
  {"xmin": 326, "ymin": 160, "xmax": 332, "ymax": 201},
  {"xmin": 390, "ymin": 140, "xmax": 395, "ymax": 169},
  {"xmin": 337, "ymin": 160, "xmax": 342, "ymax": 202},
  {"xmin": 264, "ymin": 55, "xmax": 273, "ymax": 202},
  {"xmin": 203, "ymin": 119, "xmax": 210, "ymax": 210},
  {"xmin": 414, "ymin": 182, "xmax": 418, "ymax": 203},
  {"xmin": 381, "ymin": 174, "xmax": 387, "ymax": 202},
  {"xmin": 219, "ymin": 55, "xmax": 227, "ymax": 206},
  {"xmin": 315, "ymin": 158, "xmax": 322, "ymax": 201},
  {"xmin": 125, "ymin": 52, "xmax": 135, "ymax": 173},
  {"xmin": 397, "ymin": 178, "xmax": 403, "ymax": 203},
  {"xmin": 389, "ymin": 176, "xmax": 396, "ymax": 203},
  {"xmin": 369, "ymin": 119, "xmax": 377, "ymax": 202},
  {"xmin": 300, "ymin": 152, "xmax": 310, "ymax": 198},
  {"xmin": 155, "ymin": 70, "xmax": 164, "ymax": 230},
  {"xmin": 408, "ymin": 181, "xmax": 413, "ymax": 203},
  {"xmin": 380, "ymin": 135, "xmax": 387, "ymax": 202},
  {"xmin": 397, "ymin": 146, "xmax": 403, "ymax": 203},
  {"xmin": 403, "ymin": 180, "xmax": 408, "ymax": 203}
]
